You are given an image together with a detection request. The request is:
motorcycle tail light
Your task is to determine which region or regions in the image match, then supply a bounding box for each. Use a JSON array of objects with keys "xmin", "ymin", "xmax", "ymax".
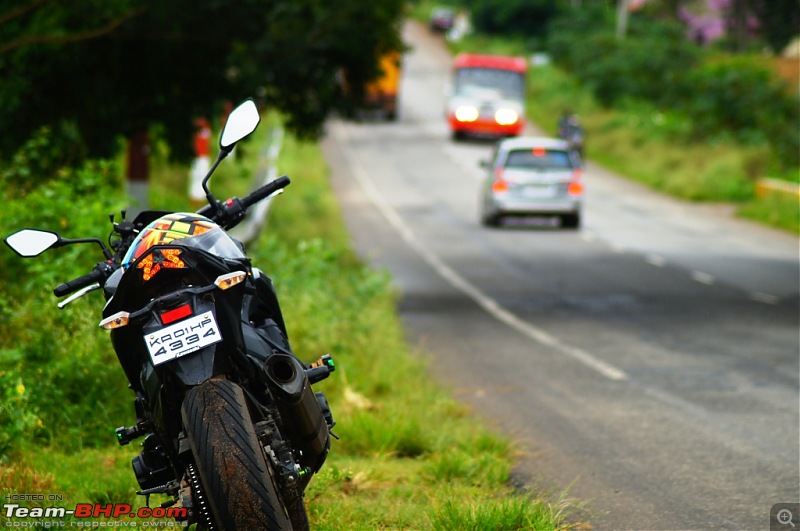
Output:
[
  {"xmin": 100, "ymin": 311, "xmax": 130, "ymax": 330},
  {"xmin": 160, "ymin": 304, "xmax": 192, "ymax": 325},
  {"xmin": 214, "ymin": 271, "xmax": 247, "ymax": 290},
  {"xmin": 138, "ymin": 248, "xmax": 185, "ymax": 281}
]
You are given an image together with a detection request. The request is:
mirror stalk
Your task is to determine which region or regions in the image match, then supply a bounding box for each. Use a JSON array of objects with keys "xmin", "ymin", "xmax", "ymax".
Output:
[
  {"xmin": 59, "ymin": 237, "xmax": 113, "ymax": 260},
  {"xmin": 201, "ymin": 150, "xmax": 231, "ymax": 216}
]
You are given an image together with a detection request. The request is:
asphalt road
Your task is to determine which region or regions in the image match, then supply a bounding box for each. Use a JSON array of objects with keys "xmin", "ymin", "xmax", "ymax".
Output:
[{"xmin": 321, "ymin": 23, "xmax": 800, "ymax": 530}]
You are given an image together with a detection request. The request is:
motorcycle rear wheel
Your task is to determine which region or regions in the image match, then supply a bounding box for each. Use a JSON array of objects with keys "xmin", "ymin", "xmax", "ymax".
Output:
[{"xmin": 181, "ymin": 378, "xmax": 293, "ymax": 530}]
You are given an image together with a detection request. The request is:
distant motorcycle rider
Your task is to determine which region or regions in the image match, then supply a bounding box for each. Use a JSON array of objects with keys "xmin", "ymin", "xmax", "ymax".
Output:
[{"xmin": 557, "ymin": 109, "xmax": 585, "ymax": 159}]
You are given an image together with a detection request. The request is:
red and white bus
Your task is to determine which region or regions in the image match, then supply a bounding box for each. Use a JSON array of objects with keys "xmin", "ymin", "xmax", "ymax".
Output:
[{"xmin": 446, "ymin": 53, "xmax": 527, "ymax": 140}]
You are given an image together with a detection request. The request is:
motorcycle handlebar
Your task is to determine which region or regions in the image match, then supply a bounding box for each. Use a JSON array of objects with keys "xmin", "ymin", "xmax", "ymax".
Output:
[
  {"xmin": 195, "ymin": 176, "xmax": 291, "ymax": 228},
  {"xmin": 54, "ymin": 263, "xmax": 117, "ymax": 297},
  {"xmin": 240, "ymin": 175, "xmax": 291, "ymax": 210}
]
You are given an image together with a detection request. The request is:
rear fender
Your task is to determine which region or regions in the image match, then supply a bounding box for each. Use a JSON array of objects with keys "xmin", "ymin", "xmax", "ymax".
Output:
[{"xmin": 165, "ymin": 347, "xmax": 217, "ymax": 387}]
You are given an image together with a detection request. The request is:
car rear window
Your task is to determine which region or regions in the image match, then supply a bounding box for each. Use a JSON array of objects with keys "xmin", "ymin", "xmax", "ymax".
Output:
[{"xmin": 504, "ymin": 148, "xmax": 573, "ymax": 170}]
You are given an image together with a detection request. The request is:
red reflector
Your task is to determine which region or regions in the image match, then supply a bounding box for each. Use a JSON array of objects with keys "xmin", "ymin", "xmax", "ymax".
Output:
[{"xmin": 161, "ymin": 304, "xmax": 192, "ymax": 325}]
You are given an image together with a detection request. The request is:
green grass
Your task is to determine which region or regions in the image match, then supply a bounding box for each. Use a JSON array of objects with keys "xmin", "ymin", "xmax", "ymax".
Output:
[
  {"xmin": 1, "ymin": 121, "xmax": 576, "ymax": 529},
  {"xmin": 738, "ymin": 191, "xmax": 800, "ymax": 234}
]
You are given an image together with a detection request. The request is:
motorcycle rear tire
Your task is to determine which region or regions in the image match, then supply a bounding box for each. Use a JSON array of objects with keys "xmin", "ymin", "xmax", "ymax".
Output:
[{"xmin": 182, "ymin": 379, "xmax": 293, "ymax": 530}]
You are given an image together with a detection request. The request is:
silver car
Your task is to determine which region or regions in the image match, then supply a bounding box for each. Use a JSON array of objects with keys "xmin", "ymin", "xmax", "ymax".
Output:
[{"xmin": 479, "ymin": 137, "xmax": 584, "ymax": 228}]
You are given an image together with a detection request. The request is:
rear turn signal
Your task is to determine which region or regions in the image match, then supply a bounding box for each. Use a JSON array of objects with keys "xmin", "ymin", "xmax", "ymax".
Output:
[
  {"xmin": 214, "ymin": 271, "xmax": 247, "ymax": 290},
  {"xmin": 99, "ymin": 311, "xmax": 130, "ymax": 330}
]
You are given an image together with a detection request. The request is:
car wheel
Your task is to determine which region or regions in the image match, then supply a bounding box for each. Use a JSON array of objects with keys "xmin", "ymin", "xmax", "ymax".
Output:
[
  {"xmin": 561, "ymin": 213, "xmax": 581, "ymax": 229},
  {"xmin": 481, "ymin": 212, "xmax": 501, "ymax": 227}
]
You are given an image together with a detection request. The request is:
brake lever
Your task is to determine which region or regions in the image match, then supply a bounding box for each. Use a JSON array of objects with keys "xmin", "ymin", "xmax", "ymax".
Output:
[{"xmin": 57, "ymin": 284, "xmax": 102, "ymax": 309}]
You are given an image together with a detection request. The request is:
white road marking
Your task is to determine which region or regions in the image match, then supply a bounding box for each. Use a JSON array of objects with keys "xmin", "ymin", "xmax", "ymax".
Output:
[
  {"xmin": 750, "ymin": 292, "xmax": 779, "ymax": 305},
  {"xmin": 691, "ymin": 271, "xmax": 715, "ymax": 285},
  {"xmin": 334, "ymin": 121, "xmax": 628, "ymax": 382},
  {"xmin": 645, "ymin": 254, "xmax": 667, "ymax": 267},
  {"xmin": 611, "ymin": 243, "xmax": 627, "ymax": 253}
]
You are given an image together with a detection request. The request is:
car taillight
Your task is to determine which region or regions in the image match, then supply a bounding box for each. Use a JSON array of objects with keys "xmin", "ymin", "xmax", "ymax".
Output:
[
  {"xmin": 492, "ymin": 179, "xmax": 509, "ymax": 193},
  {"xmin": 568, "ymin": 170, "xmax": 584, "ymax": 196}
]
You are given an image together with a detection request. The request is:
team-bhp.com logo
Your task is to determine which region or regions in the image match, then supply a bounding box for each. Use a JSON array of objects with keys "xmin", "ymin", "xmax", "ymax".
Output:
[{"xmin": 4, "ymin": 498, "xmax": 188, "ymax": 528}]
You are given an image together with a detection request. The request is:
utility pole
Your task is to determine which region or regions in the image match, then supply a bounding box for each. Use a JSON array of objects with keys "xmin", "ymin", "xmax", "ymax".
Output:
[
  {"xmin": 126, "ymin": 131, "xmax": 150, "ymax": 216},
  {"xmin": 728, "ymin": 0, "xmax": 749, "ymax": 52},
  {"xmin": 616, "ymin": 0, "xmax": 630, "ymax": 40}
]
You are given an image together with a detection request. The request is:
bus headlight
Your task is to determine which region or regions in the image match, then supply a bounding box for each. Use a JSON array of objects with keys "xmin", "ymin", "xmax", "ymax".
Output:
[
  {"xmin": 454, "ymin": 105, "xmax": 479, "ymax": 122},
  {"xmin": 494, "ymin": 108, "xmax": 518, "ymax": 126}
]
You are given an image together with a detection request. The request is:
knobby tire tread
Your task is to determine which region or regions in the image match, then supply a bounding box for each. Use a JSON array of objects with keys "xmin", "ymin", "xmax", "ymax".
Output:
[{"xmin": 182, "ymin": 379, "xmax": 291, "ymax": 531}]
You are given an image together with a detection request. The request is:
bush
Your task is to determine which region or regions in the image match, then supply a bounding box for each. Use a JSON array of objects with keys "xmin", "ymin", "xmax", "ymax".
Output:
[
  {"xmin": 549, "ymin": 7, "xmax": 699, "ymax": 107},
  {"xmin": 0, "ymin": 132, "xmax": 128, "ymax": 458},
  {"xmin": 684, "ymin": 55, "xmax": 800, "ymax": 168},
  {"xmin": 547, "ymin": 6, "xmax": 799, "ymax": 170}
]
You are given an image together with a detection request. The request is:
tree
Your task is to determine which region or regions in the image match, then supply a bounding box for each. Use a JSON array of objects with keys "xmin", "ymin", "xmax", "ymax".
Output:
[
  {"xmin": 467, "ymin": 0, "xmax": 563, "ymax": 40},
  {"xmin": 748, "ymin": 0, "xmax": 800, "ymax": 54},
  {"xmin": 0, "ymin": 0, "xmax": 404, "ymax": 164}
]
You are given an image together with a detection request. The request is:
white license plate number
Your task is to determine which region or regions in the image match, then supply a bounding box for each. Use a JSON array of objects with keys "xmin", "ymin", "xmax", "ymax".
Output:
[
  {"xmin": 145, "ymin": 311, "xmax": 222, "ymax": 366},
  {"xmin": 521, "ymin": 185, "xmax": 556, "ymax": 198}
]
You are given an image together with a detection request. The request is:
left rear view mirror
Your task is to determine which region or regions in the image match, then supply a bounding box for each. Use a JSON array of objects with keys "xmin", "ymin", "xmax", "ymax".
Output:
[{"xmin": 4, "ymin": 229, "xmax": 60, "ymax": 257}]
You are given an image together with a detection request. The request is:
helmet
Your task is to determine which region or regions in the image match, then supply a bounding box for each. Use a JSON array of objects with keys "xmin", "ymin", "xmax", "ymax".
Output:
[{"xmin": 122, "ymin": 213, "xmax": 245, "ymax": 269}]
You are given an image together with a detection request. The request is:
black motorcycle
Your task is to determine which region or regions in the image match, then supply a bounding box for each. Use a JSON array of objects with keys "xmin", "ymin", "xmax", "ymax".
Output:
[{"xmin": 4, "ymin": 99, "xmax": 335, "ymax": 530}]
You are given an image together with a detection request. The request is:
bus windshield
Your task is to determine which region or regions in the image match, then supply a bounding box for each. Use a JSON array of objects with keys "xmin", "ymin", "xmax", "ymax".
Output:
[{"xmin": 454, "ymin": 67, "xmax": 524, "ymax": 99}]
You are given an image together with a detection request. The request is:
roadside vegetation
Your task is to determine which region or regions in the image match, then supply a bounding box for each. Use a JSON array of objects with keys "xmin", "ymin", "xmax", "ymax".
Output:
[
  {"xmin": 0, "ymin": 116, "xmax": 575, "ymax": 528},
  {"xmin": 411, "ymin": 0, "xmax": 799, "ymax": 234}
]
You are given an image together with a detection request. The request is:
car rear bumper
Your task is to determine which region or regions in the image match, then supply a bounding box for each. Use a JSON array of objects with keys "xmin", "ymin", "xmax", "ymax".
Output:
[
  {"xmin": 449, "ymin": 116, "xmax": 525, "ymax": 137},
  {"xmin": 489, "ymin": 196, "xmax": 581, "ymax": 215}
]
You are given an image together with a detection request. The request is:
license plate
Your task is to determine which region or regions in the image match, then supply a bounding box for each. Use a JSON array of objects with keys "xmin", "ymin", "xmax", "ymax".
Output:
[
  {"xmin": 144, "ymin": 311, "xmax": 222, "ymax": 366},
  {"xmin": 521, "ymin": 185, "xmax": 556, "ymax": 198}
]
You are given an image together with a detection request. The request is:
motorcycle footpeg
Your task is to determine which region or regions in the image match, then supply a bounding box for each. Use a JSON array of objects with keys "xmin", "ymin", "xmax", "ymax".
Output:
[
  {"xmin": 115, "ymin": 422, "xmax": 149, "ymax": 446},
  {"xmin": 306, "ymin": 354, "xmax": 335, "ymax": 384}
]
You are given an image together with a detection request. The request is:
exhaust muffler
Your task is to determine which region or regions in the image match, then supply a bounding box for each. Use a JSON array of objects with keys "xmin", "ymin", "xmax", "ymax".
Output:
[{"xmin": 263, "ymin": 354, "xmax": 330, "ymax": 471}]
